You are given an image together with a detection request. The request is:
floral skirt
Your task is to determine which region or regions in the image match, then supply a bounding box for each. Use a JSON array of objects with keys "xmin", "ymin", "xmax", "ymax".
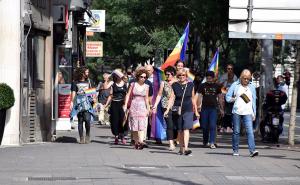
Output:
[{"xmin": 128, "ymin": 116, "xmax": 148, "ymax": 131}]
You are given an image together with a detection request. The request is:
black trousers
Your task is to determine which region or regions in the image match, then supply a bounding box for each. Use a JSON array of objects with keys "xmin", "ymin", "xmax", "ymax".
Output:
[
  {"xmin": 109, "ymin": 100, "xmax": 126, "ymax": 137},
  {"xmin": 163, "ymin": 108, "xmax": 177, "ymax": 140},
  {"xmin": 77, "ymin": 111, "xmax": 91, "ymax": 137}
]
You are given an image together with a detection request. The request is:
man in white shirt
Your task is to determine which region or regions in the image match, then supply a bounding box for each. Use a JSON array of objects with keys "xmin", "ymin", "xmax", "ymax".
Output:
[{"xmin": 226, "ymin": 69, "xmax": 259, "ymax": 157}]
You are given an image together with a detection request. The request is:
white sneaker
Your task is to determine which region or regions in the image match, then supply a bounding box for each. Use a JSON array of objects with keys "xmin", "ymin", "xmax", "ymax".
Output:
[
  {"xmin": 233, "ymin": 152, "xmax": 239, "ymax": 156},
  {"xmin": 250, "ymin": 150, "xmax": 259, "ymax": 157}
]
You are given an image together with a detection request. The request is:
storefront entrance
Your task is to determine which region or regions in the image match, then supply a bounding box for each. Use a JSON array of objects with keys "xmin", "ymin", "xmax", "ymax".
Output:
[{"xmin": 21, "ymin": 32, "xmax": 47, "ymax": 143}]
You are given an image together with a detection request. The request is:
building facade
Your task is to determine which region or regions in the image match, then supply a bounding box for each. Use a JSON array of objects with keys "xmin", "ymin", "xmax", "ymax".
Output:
[{"xmin": 0, "ymin": 0, "xmax": 90, "ymax": 145}]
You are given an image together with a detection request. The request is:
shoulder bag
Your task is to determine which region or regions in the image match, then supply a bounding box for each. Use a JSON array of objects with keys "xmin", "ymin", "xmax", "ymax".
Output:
[{"xmin": 172, "ymin": 83, "xmax": 187, "ymax": 116}]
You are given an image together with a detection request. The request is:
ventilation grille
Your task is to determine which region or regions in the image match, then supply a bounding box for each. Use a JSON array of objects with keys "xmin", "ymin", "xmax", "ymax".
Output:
[{"xmin": 28, "ymin": 91, "xmax": 36, "ymax": 142}]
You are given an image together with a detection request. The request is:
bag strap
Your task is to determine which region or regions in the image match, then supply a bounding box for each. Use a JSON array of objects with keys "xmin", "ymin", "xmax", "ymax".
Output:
[
  {"xmin": 180, "ymin": 83, "xmax": 188, "ymax": 108},
  {"xmin": 128, "ymin": 83, "xmax": 135, "ymax": 104}
]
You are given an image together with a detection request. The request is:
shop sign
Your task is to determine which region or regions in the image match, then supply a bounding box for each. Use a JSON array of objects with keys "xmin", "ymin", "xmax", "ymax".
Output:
[
  {"xmin": 85, "ymin": 10, "xmax": 106, "ymax": 32},
  {"xmin": 86, "ymin": 41, "xmax": 103, "ymax": 57}
]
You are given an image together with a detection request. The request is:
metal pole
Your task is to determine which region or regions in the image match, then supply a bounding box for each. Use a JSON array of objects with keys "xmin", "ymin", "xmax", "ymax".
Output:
[
  {"xmin": 247, "ymin": 0, "xmax": 254, "ymax": 33},
  {"xmin": 258, "ymin": 40, "xmax": 274, "ymax": 132}
]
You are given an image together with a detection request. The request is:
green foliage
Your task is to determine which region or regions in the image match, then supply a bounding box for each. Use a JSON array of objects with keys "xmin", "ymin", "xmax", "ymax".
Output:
[
  {"xmin": 0, "ymin": 83, "xmax": 15, "ymax": 110},
  {"xmin": 89, "ymin": 0, "xmax": 260, "ymax": 78}
]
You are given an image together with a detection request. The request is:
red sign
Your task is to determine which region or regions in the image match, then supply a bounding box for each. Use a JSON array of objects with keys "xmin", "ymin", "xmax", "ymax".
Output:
[{"xmin": 58, "ymin": 84, "xmax": 71, "ymax": 118}]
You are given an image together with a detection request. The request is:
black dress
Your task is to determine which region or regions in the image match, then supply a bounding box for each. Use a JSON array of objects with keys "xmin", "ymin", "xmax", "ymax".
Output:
[{"xmin": 171, "ymin": 82, "xmax": 194, "ymax": 131}]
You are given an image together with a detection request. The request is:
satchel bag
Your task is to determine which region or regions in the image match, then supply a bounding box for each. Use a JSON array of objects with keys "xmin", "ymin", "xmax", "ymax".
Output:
[
  {"xmin": 127, "ymin": 83, "xmax": 135, "ymax": 109},
  {"xmin": 172, "ymin": 83, "xmax": 187, "ymax": 116}
]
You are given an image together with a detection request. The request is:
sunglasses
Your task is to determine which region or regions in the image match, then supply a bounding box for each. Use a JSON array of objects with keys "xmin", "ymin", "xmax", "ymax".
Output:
[
  {"xmin": 177, "ymin": 74, "xmax": 186, "ymax": 77},
  {"xmin": 227, "ymin": 68, "xmax": 233, "ymax": 70},
  {"xmin": 139, "ymin": 76, "xmax": 147, "ymax": 79}
]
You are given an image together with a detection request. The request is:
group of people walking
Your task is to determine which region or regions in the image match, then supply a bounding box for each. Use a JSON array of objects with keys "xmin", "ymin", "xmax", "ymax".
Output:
[{"xmin": 70, "ymin": 62, "xmax": 260, "ymax": 157}]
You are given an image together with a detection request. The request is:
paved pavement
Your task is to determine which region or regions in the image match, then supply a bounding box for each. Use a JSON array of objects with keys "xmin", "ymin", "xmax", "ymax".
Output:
[{"xmin": 0, "ymin": 115, "xmax": 300, "ymax": 185}]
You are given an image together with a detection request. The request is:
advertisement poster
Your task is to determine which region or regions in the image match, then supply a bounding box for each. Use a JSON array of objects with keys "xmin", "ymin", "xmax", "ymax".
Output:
[
  {"xmin": 58, "ymin": 84, "xmax": 71, "ymax": 118},
  {"xmin": 86, "ymin": 41, "xmax": 103, "ymax": 57}
]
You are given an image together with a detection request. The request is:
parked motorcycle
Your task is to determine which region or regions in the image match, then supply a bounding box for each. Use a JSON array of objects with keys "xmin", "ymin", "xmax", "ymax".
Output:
[{"xmin": 260, "ymin": 89, "xmax": 287, "ymax": 143}]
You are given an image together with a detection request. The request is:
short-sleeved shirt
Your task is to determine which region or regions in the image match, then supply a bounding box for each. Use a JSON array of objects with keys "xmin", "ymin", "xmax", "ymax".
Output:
[
  {"xmin": 71, "ymin": 81, "xmax": 90, "ymax": 95},
  {"xmin": 172, "ymin": 81, "xmax": 194, "ymax": 113},
  {"xmin": 197, "ymin": 82, "xmax": 222, "ymax": 108}
]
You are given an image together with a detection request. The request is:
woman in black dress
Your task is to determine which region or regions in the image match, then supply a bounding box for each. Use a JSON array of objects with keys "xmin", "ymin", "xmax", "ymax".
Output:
[{"xmin": 164, "ymin": 69, "xmax": 199, "ymax": 155}]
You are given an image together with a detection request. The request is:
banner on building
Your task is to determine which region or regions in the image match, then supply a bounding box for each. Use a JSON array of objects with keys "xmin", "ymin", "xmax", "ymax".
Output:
[
  {"xmin": 86, "ymin": 41, "xmax": 103, "ymax": 57},
  {"xmin": 85, "ymin": 10, "xmax": 106, "ymax": 32}
]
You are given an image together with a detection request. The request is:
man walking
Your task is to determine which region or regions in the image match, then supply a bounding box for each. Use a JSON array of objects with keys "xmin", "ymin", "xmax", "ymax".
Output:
[{"xmin": 226, "ymin": 69, "xmax": 259, "ymax": 157}]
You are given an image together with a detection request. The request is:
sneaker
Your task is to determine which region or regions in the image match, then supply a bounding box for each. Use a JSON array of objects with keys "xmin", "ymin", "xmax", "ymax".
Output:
[
  {"xmin": 227, "ymin": 127, "xmax": 233, "ymax": 133},
  {"xmin": 210, "ymin": 144, "xmax": 216, "ymax": 149},
  {"xmin": 184, "ymin": 150, "xmax": 192, "ymax": 156},
  {"xmin": 85, "ymin": 136, "xmax": 90, "ymax": 144},
  {"xmin": 79, "ymin": 137, "xmax": 85, "ymax": 144},
  {"xmin": 121, "ymin": 138, "xmax": 127, "ymax": 145},
  {"xmin": 250, "ymin": 150, "xmax": 259, "ymax": 157},
  {"xmin": 233, "ymin": 152, "xmax": 240, "ymax": 156},
  {"xmin": 177, "ymin": 150, "xmax": 184, "ymax": 155},
  {"xmin": 203, "ymin": 142, "xmax": 208, "ymax": 148}
]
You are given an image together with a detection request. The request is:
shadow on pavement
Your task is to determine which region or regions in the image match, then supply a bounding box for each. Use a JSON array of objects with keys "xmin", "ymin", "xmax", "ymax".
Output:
[
  {"xmin": 149, "ymin": 150, "xmax": 178, "ymax": 155},
  {"xmin": 107, "ymin": 165, "xmax": 202, "ymax": 185},
  {"xmin": 55, "ymin": 136, "xmax": 78, "ymax": 143}
]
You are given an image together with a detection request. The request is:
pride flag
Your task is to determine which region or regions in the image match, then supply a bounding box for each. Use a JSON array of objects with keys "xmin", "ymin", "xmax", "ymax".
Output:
[
  {"xmin": 151, "ymin": 68, "xmax": 167, "ymax": 140},
  {"xmin": 208, "ymin": 48, "xmax": 219, "ymax": 78},
  {"xmin": 161, "ymin": 23, "xmax": 190, "ymax": 70},
  {"xmin": 85, "ymin": 88, "xmax": 97, "ymax": 96}
]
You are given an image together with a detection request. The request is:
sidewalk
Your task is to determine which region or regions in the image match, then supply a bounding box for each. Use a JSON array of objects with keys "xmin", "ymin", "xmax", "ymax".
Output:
[{"xmin": 0, "ymin": 123, "xmax": 300, "ymax": 185}]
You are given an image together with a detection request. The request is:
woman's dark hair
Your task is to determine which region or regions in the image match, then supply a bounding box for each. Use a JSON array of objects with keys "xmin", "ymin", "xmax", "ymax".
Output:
[
  {"xmin": 175, "ymin": 60, "xmax": 185, "ymax": 67},
  {"xmin": 164, "ymin": 66, "xmax": 176, "ymax": 76},
  {"xmin": 74, "ymin": 66, "xmax": 88, "ymax": 81},
  {"xmin": 205, "ymin": 71, "xmax": 215, "ymax": 78}
]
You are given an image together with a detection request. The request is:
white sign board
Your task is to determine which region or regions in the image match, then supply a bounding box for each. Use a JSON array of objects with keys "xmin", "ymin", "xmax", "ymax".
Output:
[
  {"xmin": 229, "ymin": 0, "xmax": 300, "ymax": 39},
  {"xmin": 85, "ymin": 10, "xmax": 105, "ymax": 32},
  {"xmin": 86, "ymin": 41, "xmax": 103, "ymax": 57}
]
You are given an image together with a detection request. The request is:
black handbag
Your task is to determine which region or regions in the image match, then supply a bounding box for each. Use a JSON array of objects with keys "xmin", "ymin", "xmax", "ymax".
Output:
[{"xmin": 172, "ymin": 84, "xmax": 187, "ymax": 116}]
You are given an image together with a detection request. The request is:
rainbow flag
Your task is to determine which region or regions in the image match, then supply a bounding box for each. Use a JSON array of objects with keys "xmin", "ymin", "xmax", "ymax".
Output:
[
  {"xmin": 208, "ymin": 48, "xmax": 219, "ymax": 78},
  {"xmin": 161, "ymin": 23, "xmax": 189, "ymax": 70},
  {"xmin": 85, "ymin": 88, "xmax": 97, "ymax": 96},
  {"xmin": 151, "ymin": 68, "xmax": 167, "ymax": 140},
  {"xmin": 186, "ymin": 68, "xmax": 195, "ymax": 82}
]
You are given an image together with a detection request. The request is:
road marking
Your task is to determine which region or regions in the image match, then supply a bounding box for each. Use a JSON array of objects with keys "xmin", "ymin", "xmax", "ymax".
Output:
[{"xmin": 226, "ymin": 176, "xmax": 300, "ymax": 182}]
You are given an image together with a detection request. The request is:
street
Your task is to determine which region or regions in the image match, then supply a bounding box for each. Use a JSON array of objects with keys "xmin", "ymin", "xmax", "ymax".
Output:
[{"xmin": 0, "ymin": 114, "xmax": 300, "ymax": 185}]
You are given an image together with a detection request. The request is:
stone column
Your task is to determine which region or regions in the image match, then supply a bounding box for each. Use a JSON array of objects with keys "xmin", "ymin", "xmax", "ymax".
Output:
[{"xmin": 0, "ymin": 0, "xmax": 21, "ymax": 145}]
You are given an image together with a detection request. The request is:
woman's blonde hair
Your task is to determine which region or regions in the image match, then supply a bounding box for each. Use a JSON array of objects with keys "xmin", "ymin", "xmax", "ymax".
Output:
[{"xmin": 176, "ymin": 68, "xmax": 188, "ymax": 77}]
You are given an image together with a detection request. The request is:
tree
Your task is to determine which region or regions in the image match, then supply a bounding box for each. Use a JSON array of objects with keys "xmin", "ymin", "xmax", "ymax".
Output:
[{"xmin": 288, "ymin": 41, "xmax": 300, "ymax": 146}]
